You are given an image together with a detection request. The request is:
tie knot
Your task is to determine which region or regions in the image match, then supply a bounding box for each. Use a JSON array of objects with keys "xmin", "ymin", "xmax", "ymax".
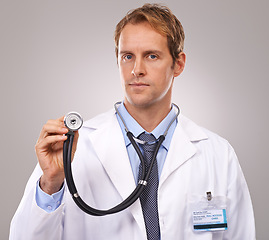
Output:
[
  {"xmin": 138, "ymin": 132, "xmax": 156, "ymax": 142},
  {"xmin": 138, "ymin": 133, "xmax": 157, "ymax": 152}
]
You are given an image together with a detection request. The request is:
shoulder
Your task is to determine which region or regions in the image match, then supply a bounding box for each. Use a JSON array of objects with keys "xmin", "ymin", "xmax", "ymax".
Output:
[
  {"xmin": 178, "ymin": 114, "xmax": 232, "ymax": 150},
  {"xmin": 178, "ymin": 115, "xmax": 238, "ymax": 170},
  {"xmin": 76, "ymin": 108, "xmax": 120, "ymax": 149},
  {"xmin": 81, "ymin": 108, "xmax": 116, "ymax": 131}
]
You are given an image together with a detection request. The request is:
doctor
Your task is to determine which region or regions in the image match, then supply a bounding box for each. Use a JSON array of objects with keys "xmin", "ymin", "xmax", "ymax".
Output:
[{"xmin": 10, "ymin": 3, "xmax": 255, "ymax": 240}]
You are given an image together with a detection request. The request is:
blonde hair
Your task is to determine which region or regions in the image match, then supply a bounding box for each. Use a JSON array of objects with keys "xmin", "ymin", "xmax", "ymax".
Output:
[{"xmin": 114, "ymin": 3, "xmax": 185, "ymax": 63}]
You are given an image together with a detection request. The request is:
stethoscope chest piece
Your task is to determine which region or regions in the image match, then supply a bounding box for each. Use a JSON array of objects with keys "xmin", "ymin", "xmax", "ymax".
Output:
[{"xmin": 64, "ymin": 112, "xmax": 83, "ymax": 131}]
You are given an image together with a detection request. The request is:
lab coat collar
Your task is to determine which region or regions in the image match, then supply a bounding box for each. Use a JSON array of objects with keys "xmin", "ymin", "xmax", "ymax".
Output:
[
  {"xmin": 116, "ymin": 102, "xmax": 178, "ymax": 151},
  {"xmin": 116, "ymin": 102, "xmax": 144, "ymax": 142},
  {"xmin": 159, "ymin": 114, "xmax": 208, "ymax": 186},
  {"xmin": 83, "ymin": 110, "xmax": 209, "ymax": 189}
]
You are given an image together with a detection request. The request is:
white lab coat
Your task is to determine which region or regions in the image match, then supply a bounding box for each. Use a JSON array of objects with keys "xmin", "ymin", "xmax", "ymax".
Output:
[{"xmin": 10, "ymin": 109, "xmax": 256, "ymax": 240}]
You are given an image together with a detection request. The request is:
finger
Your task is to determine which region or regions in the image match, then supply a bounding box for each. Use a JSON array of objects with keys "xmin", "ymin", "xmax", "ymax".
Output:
[
  {"xmin": 71, "ymin": 131, "xmax": 79, "ymax": 160},
  {"xmin": 36, "ymin": 134, "xmax": 68, "ymax": 150},
  {"xmin": 73, "ymin": 131, "xmax": 79, "ymax": 144},
  {"xmin": 38, "ymin": 126, "xmax": 68, "ymax": 143},
  {"xmin": 39, "ymin": 118, "xmax": 68, "ymax": 139},
  {"xmin": 72, "ymin": 131, "xmax": 79, "ymax": 152},
  {"xmin": 46, "ymin": 116, "xmax": 65, "ymax": 127},
  {"xmin": 43, "ymin": 124, "xmax": 68, "ymax": 137},
  {"xmin": 56, "ymin": 116, "xmax": 65, "ymax": 126}
]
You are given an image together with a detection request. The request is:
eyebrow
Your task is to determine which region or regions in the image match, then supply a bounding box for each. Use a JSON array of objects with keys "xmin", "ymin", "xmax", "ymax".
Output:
[
  {"xmin": 119, "ymin": 50, "xmax": 163, "ymax": 56},
  {"xmin": 119, "ymin": 50, "xmax": 132, "ymax": 56}
]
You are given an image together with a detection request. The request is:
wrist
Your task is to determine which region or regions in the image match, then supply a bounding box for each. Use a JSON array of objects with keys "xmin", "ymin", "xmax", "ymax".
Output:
[{"xmin": 40, "ymin": 175, "xmax": 64, "ymax": 195}]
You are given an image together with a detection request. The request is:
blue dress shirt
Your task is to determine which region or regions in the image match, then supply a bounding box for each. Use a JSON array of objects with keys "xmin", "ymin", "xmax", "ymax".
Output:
[
  {"xmin": 115, "ymin": 102, "xmax": 177, "ymax": 183},
  {"xmin": 36, "ymin": 102, "xmax": 178, "ymax": 212}
]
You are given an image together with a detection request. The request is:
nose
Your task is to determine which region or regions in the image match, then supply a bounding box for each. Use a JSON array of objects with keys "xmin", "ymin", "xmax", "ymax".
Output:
[{"xmin": 131, "ymin": 58, "xmax": 146, "ymax": 77}]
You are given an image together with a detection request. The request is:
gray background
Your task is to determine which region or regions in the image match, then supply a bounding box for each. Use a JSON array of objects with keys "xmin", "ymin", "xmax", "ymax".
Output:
[{"xmin": 1, "ymin": 0, "xmax": 268, "ymax": 239}]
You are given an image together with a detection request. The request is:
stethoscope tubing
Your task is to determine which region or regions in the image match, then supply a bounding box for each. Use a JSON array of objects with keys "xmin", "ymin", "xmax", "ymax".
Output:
[
  {"xmin": 63, "ymin": 102, "xmax": 179, "ymax": 216},
  {"xmin": 63, "ymin": 130, "xmax": 164, "ymax": 216}
]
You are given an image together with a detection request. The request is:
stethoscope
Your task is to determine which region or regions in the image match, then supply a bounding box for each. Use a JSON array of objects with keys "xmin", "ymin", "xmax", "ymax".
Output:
[{"xmin": 63, "ymin": 102, "xmax": 180, "ymax": 216}]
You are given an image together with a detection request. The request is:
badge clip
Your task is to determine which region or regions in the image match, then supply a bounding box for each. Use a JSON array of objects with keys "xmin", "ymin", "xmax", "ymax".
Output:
[{"xmin": 207, "ymin": 191, "xmax": 212, "ymax": 201}]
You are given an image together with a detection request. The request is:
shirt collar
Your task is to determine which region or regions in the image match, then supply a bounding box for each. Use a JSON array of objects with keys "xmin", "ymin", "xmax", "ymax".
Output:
[{"xmin": 115, "ymin": 102, "xmax": 178, "ymax": 151}]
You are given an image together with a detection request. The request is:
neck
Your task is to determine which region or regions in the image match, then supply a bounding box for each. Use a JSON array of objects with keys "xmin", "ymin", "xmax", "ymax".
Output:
[{"xmin": 124, "ymin": 100, "xmax": 172, "ymax": 132}]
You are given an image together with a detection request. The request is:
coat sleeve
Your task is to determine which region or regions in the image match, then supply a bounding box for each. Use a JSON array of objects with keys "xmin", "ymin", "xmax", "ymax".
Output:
[
  {"xmin": 9, "ymin": 164, "xmax": 65, "ymax": 240},
  {"xmin": 223, "ymin": 145, "xmax": 256, "ymax": 240}
]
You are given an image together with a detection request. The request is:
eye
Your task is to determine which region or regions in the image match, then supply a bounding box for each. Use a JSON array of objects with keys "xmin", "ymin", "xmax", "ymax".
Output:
[
  {"xmin": 148, "ymin": 54, "xmax": 158, "ymax": 60},
  {"xmin": 122, "ymin": 54, "xmax": 133, "ymax": 61}
]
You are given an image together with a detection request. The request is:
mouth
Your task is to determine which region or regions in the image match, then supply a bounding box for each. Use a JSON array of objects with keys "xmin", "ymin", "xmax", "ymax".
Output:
[{"xmin": 129, "ymin": 82, "xmax": 149, "ymax": 87}]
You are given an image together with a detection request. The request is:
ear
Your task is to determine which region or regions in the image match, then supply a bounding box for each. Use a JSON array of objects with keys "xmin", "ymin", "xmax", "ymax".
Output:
[{"xmin": 173, "ymin": 52, "xmax": 186, "ymax": 77}]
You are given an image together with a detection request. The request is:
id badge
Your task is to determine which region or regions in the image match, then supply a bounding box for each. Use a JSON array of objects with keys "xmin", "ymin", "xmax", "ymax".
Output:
[{"xmin": 190, "ymin": 192, "xmax": 228, "ymax": 232}]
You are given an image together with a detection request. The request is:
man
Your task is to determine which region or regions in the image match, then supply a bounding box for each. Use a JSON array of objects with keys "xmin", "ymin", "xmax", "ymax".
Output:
[{"xmin": 10, "ymin": 3, "xmax": 255, "ymax": 240}]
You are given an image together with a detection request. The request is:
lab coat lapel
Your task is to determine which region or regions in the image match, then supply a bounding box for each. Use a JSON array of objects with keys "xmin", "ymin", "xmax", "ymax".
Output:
[
  {"xmin": 160, "ymin": 115, "xmax": 208, "ymax": 186},
  {"xmin": 87, "ymin": 113, "xmax": 136, "ymax": 200},
  {"xmin": 87, "ymin": 112, "xmax": 146, "ymax": 235}
]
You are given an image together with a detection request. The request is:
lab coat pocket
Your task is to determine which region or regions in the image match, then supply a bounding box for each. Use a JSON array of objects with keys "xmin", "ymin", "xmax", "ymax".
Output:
[{"xmin": 188, "ymin": 193, "xmax": 228, "ymax": 236}]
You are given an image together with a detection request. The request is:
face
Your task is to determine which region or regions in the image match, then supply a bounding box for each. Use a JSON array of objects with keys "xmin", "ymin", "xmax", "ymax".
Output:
[{"xmin": 118, "ymin": 22, "xmax": 185, "ymax": 111}]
